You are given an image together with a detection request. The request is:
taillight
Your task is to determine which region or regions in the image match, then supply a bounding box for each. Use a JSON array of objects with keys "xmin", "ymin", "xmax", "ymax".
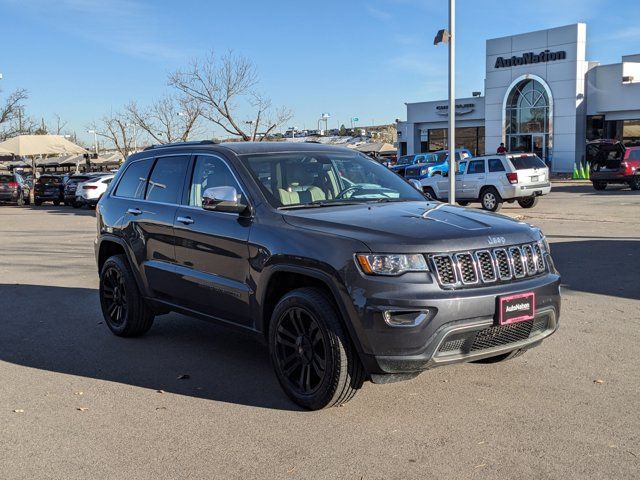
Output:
[
  {"xmin": 83, "ymin": 185, "xmax": 98, "ymax": 190},
  {"xmin": 7, "ymin": 181, "xmax": 19, "ymax": 189},
  {"xmin": 506, "ymin": 172, "xmax": 518, "ymax": 184},
  {"xmin": 620, "ymin": 161, "xmax": 628, "ymax": 169}
]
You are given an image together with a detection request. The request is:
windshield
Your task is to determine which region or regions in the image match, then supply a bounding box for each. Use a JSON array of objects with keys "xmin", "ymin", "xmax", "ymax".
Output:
[
  {"xmin": 397, "ymin": 155, "xmax": 414, "ymax": 165},
  {"xmin": 38, "ymin": 176, "xmax": 61, "ymax": 184},
  {"xmin": 243, "ymin": 151, "xmax": 425, "ymax": 208},
  {"xmin": 434, "ymin": 152, "xmax": 448, "ymax": 162},
  {"xmin": 509, "ymin": 155, "xmax": 546, "ymax": 170}
]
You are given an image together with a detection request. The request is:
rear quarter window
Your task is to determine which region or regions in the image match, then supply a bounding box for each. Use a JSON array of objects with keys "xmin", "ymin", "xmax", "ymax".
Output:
[
  {"xmin": 628, "ymin": 149, "xmax": 640, "ymax": 160},
  {"xmin": 509, "ymin": 155, "xmax": 546, "ymax": 170},
  {"xmin": 114, "ymin": 158, "xmax": 154, "ymax": 199},
  {"xmin": 488, "ymin": 159, "xmax": 506, "ymax": 172},
  {"xmin": 0, "ymin": 175, "xmax": 14, "ymax": 183}
]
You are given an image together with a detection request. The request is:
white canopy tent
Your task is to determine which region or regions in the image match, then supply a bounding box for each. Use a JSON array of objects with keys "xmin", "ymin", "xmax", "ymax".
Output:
[{"xmin": 0, "ymin": 135, "xmax": 87, "ymax": 156}]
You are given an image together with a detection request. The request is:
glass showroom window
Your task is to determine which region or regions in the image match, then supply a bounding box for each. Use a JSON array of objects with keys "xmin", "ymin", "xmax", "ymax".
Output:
[{"xmin": 505, "ymin": 79, "xmax": 551, "ymax": 162}]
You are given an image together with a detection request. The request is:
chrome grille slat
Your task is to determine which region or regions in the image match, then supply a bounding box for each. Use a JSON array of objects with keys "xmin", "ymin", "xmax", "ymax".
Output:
[
  {"xmin": 475, "ymin": 250, "xmax": 497, "ymax": 283},
  {"xmin": 430, "ymin": 243, "xmax": 546, "ymax": 288},
  {"xmin": 509, "ymin": 246, "xmax": 526, "ymax": 278},
  {"xmin": 454, "ymin": 253, "xmax": 479, "ymax": 285}
]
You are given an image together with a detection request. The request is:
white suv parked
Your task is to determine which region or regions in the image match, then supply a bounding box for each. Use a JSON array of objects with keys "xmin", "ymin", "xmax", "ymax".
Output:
[
  {"xmin": 74, "ymin": 174, "xmax": 114, "ymax": 208},
  {"xmin": 419, "ymin": 153, "xmax": 551, "ymax": 211}
]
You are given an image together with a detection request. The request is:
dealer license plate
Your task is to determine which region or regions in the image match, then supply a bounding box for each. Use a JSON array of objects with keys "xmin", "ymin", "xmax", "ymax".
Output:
[
  {"xmin": 498, "ymin": 292, "xmax": 535, "ymax": 325},
  {"xmin": 530, "ymin": 175, "xmax": 539, "ymax": 182}
]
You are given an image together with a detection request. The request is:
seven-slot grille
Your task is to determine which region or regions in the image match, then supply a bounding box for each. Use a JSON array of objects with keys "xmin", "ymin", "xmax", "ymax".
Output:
[{"xmin": 430, "ymin": 242, "xmax": 546, "ymax": 288}]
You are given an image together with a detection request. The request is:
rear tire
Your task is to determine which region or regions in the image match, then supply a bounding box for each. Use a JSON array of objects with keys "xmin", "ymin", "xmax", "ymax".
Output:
[
  {"xmin": 99, "ymin": 254, "xmax": 155, "ymax": 337},
  {"xmin": 53, "ymin": 200, "xmax": 60, "ymax": 206},
  {"xmin": 423, "ymin": 187, "xmax": 437, "ymax": 200},
  {"xmin": 629, "ymin": 175, "xmax": 640, "ymax": 191},
  {"xmin": 480, "ymin": 187, "xmax": 503, "ymax": 212},
  {"xmin": 268, "ymin": 287, "xmax": 364, "ymax": 410},
  {"xmin": 517, "ymin": 197, "xmax": 539, "ymax": 209},
  {"xmin": 34, "ymin": 199, "xmax": 42, "ymax": 206},
  {"xmin": 72, "ymin": 201, "xmax": 82, "ymax": 208},
  {"xmin": 592, "ymin": 181, "xmax": 607, "ymax": 191},
  {"xmin": 457, "ymin": 201, "xmax": 469, "ymax": 206}
]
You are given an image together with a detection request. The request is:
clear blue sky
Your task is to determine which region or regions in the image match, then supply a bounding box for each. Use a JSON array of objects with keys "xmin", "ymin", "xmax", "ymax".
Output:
[{"xmin": 1, "ymin": 0, "xmax": 639, "ymax": 143}]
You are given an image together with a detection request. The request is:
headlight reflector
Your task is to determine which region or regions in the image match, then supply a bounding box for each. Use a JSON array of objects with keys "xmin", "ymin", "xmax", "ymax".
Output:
[{"xmin": 356, "ymin": 254, "xmax": 428, "ymax": 276}]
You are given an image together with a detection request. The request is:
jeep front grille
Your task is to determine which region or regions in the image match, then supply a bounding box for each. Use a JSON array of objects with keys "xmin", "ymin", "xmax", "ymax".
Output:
[{"xmin": 430, "ymin": 242, "xmax": 546, "ymax": 288}]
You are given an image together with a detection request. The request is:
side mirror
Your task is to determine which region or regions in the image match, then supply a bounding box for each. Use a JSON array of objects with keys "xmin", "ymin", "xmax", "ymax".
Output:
[
  {"xmin": 407, "ymin": 179, "xmax": 422, "ymax": 191},
  {"xmin": 202, "ymin": 186, "xmax": 247, "ymax": 214}
]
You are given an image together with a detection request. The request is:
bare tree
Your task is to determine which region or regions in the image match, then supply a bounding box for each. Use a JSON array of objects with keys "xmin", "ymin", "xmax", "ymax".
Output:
[
  {"xmin": 49, "ymin": 113, "xmax": 68, "ymax": 135},
  {"xmin": 88, "ymin": 111, "xmax": 136, "ymax": 159},
  {"xmin": 127, "ymin": 95, "xmax": 201, "ymax": 144},
  {"xmin": 0, "ymin": 89, "xmax": 28, "ymax": 125},
  {"xmin": 169, "ymin": 51, "xmax": 292, "ymax": 141}
]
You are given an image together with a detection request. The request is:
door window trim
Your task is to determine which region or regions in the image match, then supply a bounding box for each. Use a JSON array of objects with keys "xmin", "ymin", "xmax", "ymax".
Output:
[{"xmin": 180, "ymin": 152, "xmax": 253, "ymax": 215}]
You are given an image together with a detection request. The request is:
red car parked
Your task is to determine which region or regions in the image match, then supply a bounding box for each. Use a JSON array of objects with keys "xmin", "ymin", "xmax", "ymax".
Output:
[{"xmin": 587, "ymin": 140, "xmax": 640, "ymax": 191}]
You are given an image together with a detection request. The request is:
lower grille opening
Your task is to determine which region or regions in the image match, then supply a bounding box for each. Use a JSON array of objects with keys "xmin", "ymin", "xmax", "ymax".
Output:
[{"xmin": 436, "ymin": 315, "xmax": 551, "ymax": 357}]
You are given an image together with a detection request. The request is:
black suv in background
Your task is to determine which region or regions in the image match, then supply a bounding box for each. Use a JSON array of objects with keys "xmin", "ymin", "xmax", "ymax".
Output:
[
  {"xmin": 0, "ymin": 171, "xmax": 30, "ymax": 206},
  {"xmin": 95, "ymin": 141, "xmax": 561, "ymax": 410},
  {"xmin": 34, "ymin": 174, "xmax": 65, "ymax": 205}
]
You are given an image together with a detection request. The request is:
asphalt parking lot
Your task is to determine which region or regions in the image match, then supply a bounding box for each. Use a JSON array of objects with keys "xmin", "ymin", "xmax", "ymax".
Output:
[{"xmin": 1, "ymin": 183, "xmax": 638, "ymax": 480}]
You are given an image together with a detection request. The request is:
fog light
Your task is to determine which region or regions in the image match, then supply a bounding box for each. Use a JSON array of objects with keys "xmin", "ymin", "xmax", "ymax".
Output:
[{"xmin": 383, "ymin": 310, "xmax": 433, "ymax": 327}]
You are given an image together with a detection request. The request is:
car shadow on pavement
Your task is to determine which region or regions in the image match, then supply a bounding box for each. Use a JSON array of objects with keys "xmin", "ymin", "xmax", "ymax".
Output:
[
  {"xmin": 549, "ymin": 239, "xmax": 640, "ymax": 300},
  {"xmin": 0, "ymin": 283, "xmax": 300, "ymax": 411},
  {"xmin": 24, "ymin": 205, "xmax": 96, "ymax": 216},
  {"xmin": 551, "ymin": 184, "xmax": 640, "ymax": 195}
]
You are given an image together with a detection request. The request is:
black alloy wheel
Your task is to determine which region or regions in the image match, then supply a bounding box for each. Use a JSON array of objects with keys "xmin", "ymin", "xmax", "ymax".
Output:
[
  {"xmin": 274, "ymin": 307, "xmax": 328, "ymax": 396},
  {"xmin": 101, "ymin": 265, "xmax": 128, "ymax": 327},
  {"xmin": 99, "ymin": 254, "xmax": 154, "ymax": 337},
  {"xmin": 269, "ymin": 288, "xmax": 364, "ymax": 410}
]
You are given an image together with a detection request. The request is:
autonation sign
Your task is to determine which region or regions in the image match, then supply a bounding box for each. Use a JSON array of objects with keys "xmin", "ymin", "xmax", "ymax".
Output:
[{"xmin": 494, "ymin": 50, "xmax": 567, "ymax": 68}]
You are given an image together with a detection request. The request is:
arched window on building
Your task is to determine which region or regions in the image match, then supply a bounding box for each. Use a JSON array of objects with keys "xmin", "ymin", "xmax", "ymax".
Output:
[{"xmin": 505, "ymin": 78, "xmax": 551, "ymax": 163}]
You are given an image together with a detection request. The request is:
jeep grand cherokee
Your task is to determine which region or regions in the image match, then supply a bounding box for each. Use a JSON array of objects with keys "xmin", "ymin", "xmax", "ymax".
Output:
[{"xmin": 95, "ymin": 141, "xmax": 561, "ymax": 410}]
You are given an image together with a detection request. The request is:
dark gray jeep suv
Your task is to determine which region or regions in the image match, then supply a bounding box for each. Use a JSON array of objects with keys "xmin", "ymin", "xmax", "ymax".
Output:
[{"xmin": 95, "ymin": 141, "xmax": 560, "ymax": 409}]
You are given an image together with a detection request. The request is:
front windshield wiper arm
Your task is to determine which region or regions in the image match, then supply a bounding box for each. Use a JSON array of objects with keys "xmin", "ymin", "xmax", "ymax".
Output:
[
  {"xmin": 366, "ymin": 198, "xmax": 415, "ymax": 204},
  {"xmin": 278, "ymin": 200, "xmax": 365, "ymax": 210}
]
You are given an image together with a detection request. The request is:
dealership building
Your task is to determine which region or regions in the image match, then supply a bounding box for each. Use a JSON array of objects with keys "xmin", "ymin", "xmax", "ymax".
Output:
[{"xmin": 397, "ymin": 23, "xmax": 640, "ymax": 172}]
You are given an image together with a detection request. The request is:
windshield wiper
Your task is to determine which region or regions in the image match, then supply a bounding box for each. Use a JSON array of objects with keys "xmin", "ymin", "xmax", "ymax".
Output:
[
  {"xmin": 367, "ymin": 198, "xmax": 415, "ymax": 204},
  {"xmin": 278, "ymin": 200, "xmax": 365, "ymax": 210}
]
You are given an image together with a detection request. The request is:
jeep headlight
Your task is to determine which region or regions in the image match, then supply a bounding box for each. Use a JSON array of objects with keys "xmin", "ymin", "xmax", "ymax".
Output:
[
  {"xmin": 356, "ymin": 254, "xmax": 429, "ymax": 276},
  {"xmin": 420, "ymin": 167, "xmax": 428, "ymax": 176}
]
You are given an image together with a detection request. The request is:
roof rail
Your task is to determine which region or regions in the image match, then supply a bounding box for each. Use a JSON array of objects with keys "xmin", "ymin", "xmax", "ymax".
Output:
[{"xmin": 143, "ymin": 140, "xmax": 218, "ymax": 151}]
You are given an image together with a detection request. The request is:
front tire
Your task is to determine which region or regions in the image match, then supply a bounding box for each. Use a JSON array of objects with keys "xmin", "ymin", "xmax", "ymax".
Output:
[
  {"xmin": 629, "ymin": 175, "xmax": 640, "ymax": 191},
  {"xmin": 53, "ymin": 200, "xmax": 60, "ymax": 206},
  {"xmin": 72, "ymin": 201, "xmax": 82, "ymax": 209},
  {"xmin": 457, "ymin": 201, "xmax": 469, "ymax": 206},
  {"xmin": 592, "ymin": 180, "xmax": 607, "ymax": 191},
  {"xmin": 423, "ymin": 187, "xmax": 437, "ymax": 200},
  {"xmin": 269, "ymin": 288, "xmax": 364, "ymax": 410},
  {"xmin": 517, "ymin": 196, "xmax": 539, "ymax": 209},
  {"xmin": 480, "ymin": 187, "xmax": 503, "ymax": 212},
  {"xmin": 99, "ymin": 254, "xmax": 154, "ymax": 337}
]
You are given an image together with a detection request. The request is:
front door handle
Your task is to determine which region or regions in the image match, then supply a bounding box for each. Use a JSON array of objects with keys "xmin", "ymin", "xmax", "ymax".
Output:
[
  {"xmin": 176, "ymin": 216, "xmax": 194, "ymax": 225},
  {"xmin": 127, "ymin": 207, "xmax": 142, "ymax": 216}
]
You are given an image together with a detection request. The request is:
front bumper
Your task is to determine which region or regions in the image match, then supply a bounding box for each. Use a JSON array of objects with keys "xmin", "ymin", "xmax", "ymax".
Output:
[{"xmin": 345, "ymin": 263, "xmax": 560, "ymax": 376}]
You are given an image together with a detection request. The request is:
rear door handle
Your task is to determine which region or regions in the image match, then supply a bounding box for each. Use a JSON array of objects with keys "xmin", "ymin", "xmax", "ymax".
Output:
[
  {"xmin": 127, "ymin": 207, "xmax": 142, "ymax": 216},
  {"xmin": 176, "ymin": 216, "xmax": 194, "ymax": 225}
]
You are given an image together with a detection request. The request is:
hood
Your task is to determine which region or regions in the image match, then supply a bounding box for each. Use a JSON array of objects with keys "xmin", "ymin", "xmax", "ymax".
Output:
[{"xmin": 281, "ymin": 201, "xmax": 539, "ymax": 253}]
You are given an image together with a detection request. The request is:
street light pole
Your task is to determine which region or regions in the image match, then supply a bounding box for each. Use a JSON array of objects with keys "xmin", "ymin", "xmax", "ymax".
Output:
[
  {"xmin": 87, "ymin": 130, "xmax": 98, "ymax": 155},
  {"xmin": 448, "ymin": 0, "xmax": 456, "ymax": 205}
]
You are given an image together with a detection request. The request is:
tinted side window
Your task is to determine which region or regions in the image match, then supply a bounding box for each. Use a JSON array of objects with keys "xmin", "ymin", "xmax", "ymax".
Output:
[
  {"xmin": 488, "ymin": 158, "xmax": 506, "ymax": 172},
  {"xmin": 146, "ymin": 156, "xmax": 189, "ymax": 204},
  {"xmin": 629, "ymin": 149, "xmax": 640, "ymax": 160},
  {"xmin": 468, "ymin": 160, "xmax": 486, "ymax": 174},
  {"xmin": 115, "ymin": 158, "xmax": 153, "ymax": 199},
  {"xmin": 189, "ymin": 155, "xmax": 243, "ymax": 207}
]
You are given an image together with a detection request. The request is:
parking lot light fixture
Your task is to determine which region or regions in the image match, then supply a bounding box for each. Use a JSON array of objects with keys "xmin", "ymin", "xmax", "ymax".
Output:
[{"xmin": 87, "ymin": 130, "xmax": 98, "ymax": 155}]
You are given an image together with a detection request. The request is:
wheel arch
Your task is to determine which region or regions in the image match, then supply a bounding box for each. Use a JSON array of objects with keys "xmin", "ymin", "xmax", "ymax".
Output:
[
  {"xmin": 258, "ymin": 265, "xmax": 365, "ymax": 355},
  {"xmin": 97, "ymin": 235, "xmax": 149, "ymax": 297}
]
